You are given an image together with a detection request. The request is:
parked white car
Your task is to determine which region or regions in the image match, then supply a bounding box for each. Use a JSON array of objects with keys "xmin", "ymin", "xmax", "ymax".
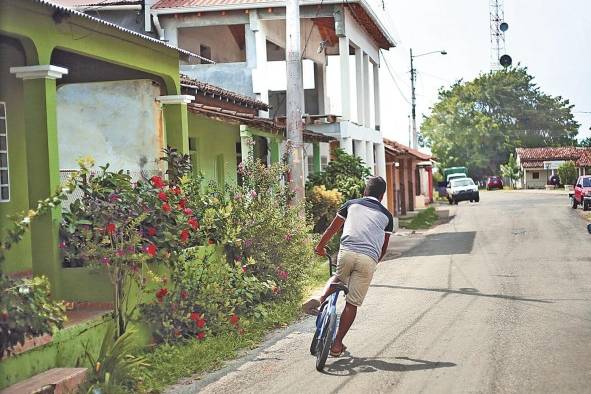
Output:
[{"xmin": 447, "ymin": 178, "xmax": 480, "ymax": 205}]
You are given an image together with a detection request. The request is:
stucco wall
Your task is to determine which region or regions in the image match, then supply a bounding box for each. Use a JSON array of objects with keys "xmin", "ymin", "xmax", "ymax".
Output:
[
  {"xmin": 0, "ymin": 36, "xmax": 32, "ymax": 274},
  {"xmin": 57, "ymin": 80, "xmax": 163, "ymax": 174},
  {"xmin": 179, "ymin": 25, "xmax": 245, "ymax": 63},
  {"xmin": 524, "ymin": 168, "xmax": 547, "ymax": 189},
  {"xmin": 188, "ymin": 113, "xmax": 240, "ymax": 186}
]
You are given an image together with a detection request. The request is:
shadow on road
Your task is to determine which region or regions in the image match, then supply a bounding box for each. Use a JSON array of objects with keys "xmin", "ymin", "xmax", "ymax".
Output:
[
  {"xmin": 403, "ymin": 232, "xmax": 476, "ymax": 257},
  {"xmin": 322, "ymin": 356, "xmax": 456, "ymax": 376},
  {"xmin": 371, "ymin": 284, "xmax": 553, "ymax": 303}
]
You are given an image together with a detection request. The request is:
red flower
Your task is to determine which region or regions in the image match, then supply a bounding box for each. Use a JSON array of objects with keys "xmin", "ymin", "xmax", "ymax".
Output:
[
  {"xmin": 180, "ymin": 229, "xmax": 190, "ymax": 243},
  {"xmin": 183, "ymin": 208, "xmax": 193, "ymax": 216},
  {"xmin": 178, "ymin": 199, "xmax": 187, "ymax": 209},
  {"xmin": 145, "ymin": 244, "xmax": 157, "ymax": 257},
  {"xmin": 156, "ymin": 288, "xmax": 168, "ymax": 302},
  {"xmin": 180, "ymin": 290, "xmax": 189, "ymax": 300},
  {"xmin": 150, "ymin": 176, "xmax": 166, "ymax": 189},
  {"xmin": 229, "ymin": 314, "xmax": 239, "ymax": 326},
  {"xmin": 171, "ymin": 186, "xmax": 182, "ymax": 195},
  {"xmin": 241, "ymin": 265, "xmax": 247, "ymax": 273},
  {"xmin": 208, "ymin": 239, "xmax": 216, "ymax": 245},
  {"xmin": 196, "ymin": 332, "xmax": 206, "ymax": 341},
  {"xmin": 162, "ymin": 203, "xmax": 172, "ymax": 213},
  {"xmin": 188, "ymin": 217, "xmax": 199, "ymax": 230},
  {"xmin": 196, "ymin": 318, "xmax": 206, "ymax": 328},
  {"xmin": 146, "ymin": 227, "xmax": 157, "ymax": 237},
  {"xmin": 58, "ymin": 241, "xmax": 66, "ymax": 249},
  {"xmin": 158, "ymin": 192, "xmax": 168, "ymax": 202},
  {"xmin": 105, "ymin": 223, "xmax": 116, "ymax": 235},
  {"xmin": 190, "ymin": 312, "xmax": 201, "ymax": 322}
]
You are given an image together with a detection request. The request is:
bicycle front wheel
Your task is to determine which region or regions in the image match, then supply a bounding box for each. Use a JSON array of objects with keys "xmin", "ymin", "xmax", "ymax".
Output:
[{"xmin": 316, "ymin": 312, "xmax": 337, "ymax": 371}]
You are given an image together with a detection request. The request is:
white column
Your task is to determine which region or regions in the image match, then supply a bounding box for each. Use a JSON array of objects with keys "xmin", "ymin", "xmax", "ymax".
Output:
[
  {"xmin": 353, "ymin": 139, "xmax": 365, "ymax": 162},
  {"xmin": 355, "ymin": 47, "xmax": 364, "ymax": 125},
  {"xmin": 340, "ymin": 137, "xmax": 353, "ymax": 154},
  {"xmin": 373, "ymin": 62, "xmax": 380, "ymax": 131},
  {"xmin": 363, "ymin": 53, "xmax": 371, "ymax": 128},
  {"xmin": 339, "ymin": 36, "xmax": 351, "ymax": 120},
  {"xmin": 250, "ymin": 11, "xmax": 269, "ymax": 117},
  {"xmin": 375, "ymin": 143, "xmax": 386, "ymax": 173},
  {"xmin": 165, "ymin": 25, "xmax": 178, "ymax": 47},
  {"xmin": 315, "ymin": 61, "xmax": 328, "ymax": 115},
  {"xmin": 366, "ymin": 141, "xmax": 375, "ymax": 175}
]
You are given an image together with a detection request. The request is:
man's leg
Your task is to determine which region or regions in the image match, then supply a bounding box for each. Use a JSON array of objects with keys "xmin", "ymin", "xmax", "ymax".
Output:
[{"xmin": 331, "ymin": 302, "xmax": 357, "ymax": 353}]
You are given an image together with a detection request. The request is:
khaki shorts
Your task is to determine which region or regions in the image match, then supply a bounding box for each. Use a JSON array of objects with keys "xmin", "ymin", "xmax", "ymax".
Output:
[{"xmin": 335, "ymin": 249, "xmax": 376, "ymax": 307}]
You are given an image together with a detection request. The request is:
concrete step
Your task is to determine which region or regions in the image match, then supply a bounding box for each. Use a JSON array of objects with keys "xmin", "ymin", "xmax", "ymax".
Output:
[{"xmin": 0, "ymin": 368, "xmax": 87, "ymax": 394}]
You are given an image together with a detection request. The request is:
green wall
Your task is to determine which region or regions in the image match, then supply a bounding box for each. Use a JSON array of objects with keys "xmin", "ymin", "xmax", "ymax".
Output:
[
  {"xmin": 188, "ymin": 114, "xmax": 240, "ymax": 186},
  {"xmin": 0, "ymin": 36, "xmax": 32, "ymax": 274}
]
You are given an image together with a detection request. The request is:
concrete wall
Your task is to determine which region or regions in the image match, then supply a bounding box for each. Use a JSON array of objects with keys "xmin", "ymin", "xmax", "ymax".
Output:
[
  {"xmin": 524, "ymin": 168, "xmax": 547, "ymax": 189},
  {"xmin": 188, "ymin": 113, "xmax": 240, "ymax": 186},
  {"xmin": 181, "ymin": 63, "xmax": 254, "ymax": 97},
  {"xmin": 0, "ymin": 36, "xmax": 32, "ymax": 274},
  {"xmin": 179, "ymin": 25, "xmax": 245, "ymax": 63},
  {"xmin": 57, "ymin": 80, "xmax": 163, "ymax": 174}
]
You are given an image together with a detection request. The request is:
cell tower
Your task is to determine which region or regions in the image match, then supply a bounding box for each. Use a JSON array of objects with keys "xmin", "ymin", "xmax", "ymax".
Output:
[{"xmin": 489, "ymin": 0, "xmax": 511, "ymax": 69}]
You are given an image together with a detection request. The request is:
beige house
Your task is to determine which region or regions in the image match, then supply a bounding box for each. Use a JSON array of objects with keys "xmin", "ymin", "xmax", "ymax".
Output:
[{"xmin": 515, "ymin": 147, "xmax": 591, "ymax": 188}]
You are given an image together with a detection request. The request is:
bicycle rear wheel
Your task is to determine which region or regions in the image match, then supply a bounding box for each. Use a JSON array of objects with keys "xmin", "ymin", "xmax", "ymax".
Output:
[{"xmin": 316, "ymin": 312, "xmax": 337, "ymax": 371}]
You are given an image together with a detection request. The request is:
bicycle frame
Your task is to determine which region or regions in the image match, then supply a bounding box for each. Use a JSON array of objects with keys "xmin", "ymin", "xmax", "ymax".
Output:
[{"xmin": 314, "ymin": 253, "xmax": 341, "ymax": 347}]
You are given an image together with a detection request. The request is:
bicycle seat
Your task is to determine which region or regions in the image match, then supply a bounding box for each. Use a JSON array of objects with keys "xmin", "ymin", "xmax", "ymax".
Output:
[{"xmin": 329, "ymin": 282, "xmax": 349, "ymax": 295}]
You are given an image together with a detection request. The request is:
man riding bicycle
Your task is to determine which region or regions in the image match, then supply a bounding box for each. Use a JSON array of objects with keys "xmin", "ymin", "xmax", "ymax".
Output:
[{"xmin": 305, "ymin": 176, "xmax": 393, "ymax": 357}]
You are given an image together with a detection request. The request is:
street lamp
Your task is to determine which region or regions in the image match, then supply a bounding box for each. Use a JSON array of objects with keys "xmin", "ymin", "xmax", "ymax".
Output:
[{"xmin": 410, "ymin": 49, "xmax": 447, "ymax": 149}]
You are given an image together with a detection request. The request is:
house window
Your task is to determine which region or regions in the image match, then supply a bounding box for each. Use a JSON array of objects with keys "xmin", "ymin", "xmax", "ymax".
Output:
[
  {"xmin": 532, "ymin": 171, "xmax": 540, "ymax": 179},
  {"xmin": 0, "ymin": 102, "xmax": 8, "ymax": 202},
  {"xmin": 200, "ymin": 44, "xmax": 212, "ymax": 64},
  {"xmin": 306, "ymin": 155, "xmax": 313, "ymax": 174},
  {"xmin": 189, "ymin": 137, "xmax": 199, "ymax": 175}
]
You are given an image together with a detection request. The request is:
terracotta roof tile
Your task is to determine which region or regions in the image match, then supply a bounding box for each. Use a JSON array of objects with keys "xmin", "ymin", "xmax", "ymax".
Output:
[
  {"xmin": 577, "ymin": 150, "xmax": 591, "ymax": 167},
  {"xmin": 515, "ymin": 147, "xmax": 583, "ymax": 162},
  {"xmin": 187, "ymin": 102, "xmax": 335, "ymax": 143},
  {"xmin": 383, "ymin": 138, "xmax": 432, "ymax": 161},
  {"xmin": 180, "ymin": 74, "xmax": 269, "ymax": 111}
]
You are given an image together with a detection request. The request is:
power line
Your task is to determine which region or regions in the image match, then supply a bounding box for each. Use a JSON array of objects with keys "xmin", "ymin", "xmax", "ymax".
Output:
[{"xmin": 379, "ymin": 50, "xmax": 411, "ymax": 105}]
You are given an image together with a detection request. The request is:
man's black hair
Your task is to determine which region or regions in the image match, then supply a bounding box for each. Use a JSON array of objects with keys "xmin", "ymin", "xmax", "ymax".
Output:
[{"xmin": 364, "ymin": 176, "xmax": 387, "ymax": 199}]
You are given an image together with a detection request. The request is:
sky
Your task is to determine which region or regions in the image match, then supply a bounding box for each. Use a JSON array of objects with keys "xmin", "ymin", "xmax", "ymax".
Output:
[{"xmin": 376, "ymin": 0, "xmax": 591, "ymax": 146}]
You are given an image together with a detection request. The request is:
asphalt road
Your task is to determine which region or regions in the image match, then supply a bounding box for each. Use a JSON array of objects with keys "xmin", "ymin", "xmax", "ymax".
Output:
[{"xmin": 170, "ymin": 191, "xmax": 591, "ymax": 394}]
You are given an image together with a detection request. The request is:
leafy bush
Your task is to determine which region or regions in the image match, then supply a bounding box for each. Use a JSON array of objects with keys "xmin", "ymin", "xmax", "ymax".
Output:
[
  {"xmin": 82, "ymin": 324, "xmax": 149, "ymax": 393},
  {"xmin": 307, "ymin": 149, "xmax": 370, "ymax": 201},
  {"xmin": 138, "ymin": 144, "xmax": 315, "ymax": 344},
  {"xmin": 306, "ymin": 185, "xmax": 343, "ymax": 233},
  {"xmin": 558, "ymin": 160, "xmax": 577, "ymax": 186},
  {"xmin": 60, "ymin": 152, "xmax": 204, "ymax": 335},
  {"xmin": 0, "ymin": 276, "xmax": 66, "ymax": 358},
  {"xmin": 0, "ymin": 174, "xmax": 74, "ymax": 357},
  {"xmin": 140, "ymin": 246, "xmax": 271, "ymax": 343}
]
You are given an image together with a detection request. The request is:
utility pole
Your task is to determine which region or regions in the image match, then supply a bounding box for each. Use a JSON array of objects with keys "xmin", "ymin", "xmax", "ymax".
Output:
[
  {"xmin": 286, "ymin": 0, "xmax": 305, "ymax": 204},
  {"xmin": 409, "ymin": 48, "xmax": 418, "ymax": 149}
]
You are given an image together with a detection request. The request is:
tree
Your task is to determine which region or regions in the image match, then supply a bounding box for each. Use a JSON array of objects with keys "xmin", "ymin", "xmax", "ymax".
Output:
[
  {"xmin": 557, "ymin": 161, "xmax": 577, "ymax": 186},
  {"xmin": 578, "ymin": 137, "xmax": 591, "ymax": 148},
  {"xmin": 421, "ymin": 66, "xmax": 580, "ymax": 179},
  {"xmin": 500, "ymin": 153, "xmax": 520, "ymax": 188}
]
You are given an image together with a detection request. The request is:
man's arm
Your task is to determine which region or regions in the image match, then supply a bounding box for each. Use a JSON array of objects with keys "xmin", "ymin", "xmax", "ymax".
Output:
[
  {"xmin": 314, "ymin": 215, "xmax": 345, "ymax": 256},
  {"xmin": 379, "ymin": 233, "xmax": 391, "ymax": 262}
]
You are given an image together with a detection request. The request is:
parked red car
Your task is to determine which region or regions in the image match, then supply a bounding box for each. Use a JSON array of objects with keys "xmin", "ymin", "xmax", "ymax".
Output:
[
  {"xmin": 572, "ymin": 175, "xmax": 591, "ymax": 210},
  {"xmin": 486, "ymin": 176, "xmax": 503, "ymax": 190}
]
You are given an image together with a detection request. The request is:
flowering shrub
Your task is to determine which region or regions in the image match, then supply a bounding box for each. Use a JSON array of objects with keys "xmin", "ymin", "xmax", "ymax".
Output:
[
  {"xmin": 140, "ymin": 246, "xmax": 271, "ymax": 342},
  {"xmin": 306, "ymin": 185, "xmax": 343, "ymax": 233},
  {"xmin": 60, "ymin": 152, "xmax": 203, "ymax": 335}
]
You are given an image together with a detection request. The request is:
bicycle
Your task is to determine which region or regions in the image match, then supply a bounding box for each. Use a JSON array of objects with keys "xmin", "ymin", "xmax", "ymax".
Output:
[{"xmin": 309, "ymin": 249, "xmax": 349, "ymax": 371}]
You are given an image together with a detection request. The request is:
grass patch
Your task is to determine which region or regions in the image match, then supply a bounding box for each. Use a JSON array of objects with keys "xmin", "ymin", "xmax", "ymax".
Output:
[
  {"xmin": 130, "ymin": 258, "xmax": 329, "ymax": 393},
  {"xmin": 399, "ymin": 207, "xmax": 439, "ymax": 230}
]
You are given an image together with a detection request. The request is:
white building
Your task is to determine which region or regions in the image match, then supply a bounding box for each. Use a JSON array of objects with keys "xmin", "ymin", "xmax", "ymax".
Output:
[{"xmin": 150, "ymin": 0, "xmax": 396, "ymax": 180}]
